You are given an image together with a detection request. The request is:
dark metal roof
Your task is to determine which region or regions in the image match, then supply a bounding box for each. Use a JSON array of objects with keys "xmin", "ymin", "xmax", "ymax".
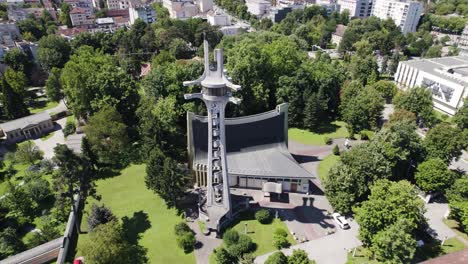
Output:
[{"xmin": 189, "ymin": 106, "xmax": 313, "ymax": 179}]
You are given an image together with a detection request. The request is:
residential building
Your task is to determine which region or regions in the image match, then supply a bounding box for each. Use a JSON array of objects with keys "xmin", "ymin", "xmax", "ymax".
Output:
[
  {"xmin": 394, "ymin": 56, "xmax": 468, "ymax": 115},
  {"xmin": 337, "ymin": 0, "xmax": 373, "ymax": 18},
  {"xmin": 459, "ymin": 24, "xmax": 468, "ymax": 55},
  {"xmin": 246, "ymin": 0, "xmax": 271, "ymax": 17},
  {"xmin": 198, "ymin": 0, "xmax": 213, "ymax": 13},
  {"xmin": 56, "ymin": 26, "xmax": 88, "ymax": 40},
  {"xmin": 331, "ymin": 24, "xmax": 347, "ymax": 46},
  {"xmin": 269, "ymin": 6, "xmax": 293, "ymax": 23},
  {"xmin": 371, "ymin": 0, "xmax": 422, "ymax": 34},
  {"xmin": 0, "ymin": 23, "xmax": 20, "ymax": 42},
  {"xmin": 7, "ymin": 6, "xmax": 46, "ymax": 21},
  {"xmin": 129, "ymin": 0, "xmax": 156, "ymax": 24},
  {"xmin": 207, "ymin": 12, "xmax": 230, "ymax": 26},
  {"xmin": 107, "ymin": 0, "xmax": 120, "ymax": 9},
  {"xmin": 220, "ymin": 25, "xmax": 245, "ymax": 35},
  {"xmin": 163, "ymin": 0, "xmax": 198, "ymax": 19},
  {"xmin": 0, "ymin": 112, "xmax": 54, "ymax": 144},
  {"xmin": 70, "ymin": 7, "xmax": 94, "ymax": 26}
]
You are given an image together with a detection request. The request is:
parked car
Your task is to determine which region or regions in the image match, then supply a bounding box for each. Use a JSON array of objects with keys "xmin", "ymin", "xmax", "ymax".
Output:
[{"xmin": 332, "ymin": 213, "xmax": 350, "ymax": 229}]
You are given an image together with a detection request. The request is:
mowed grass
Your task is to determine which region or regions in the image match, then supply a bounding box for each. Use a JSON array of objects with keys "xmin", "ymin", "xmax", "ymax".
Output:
[
  {"xmin": 318, "ymin": 154, "xmax": 340, "ymax": 182},
  {"xmin": 76, "ymin": 164, "xmax": 195, "ymax": 264},
  {"xmin": 0, "ymin": 161, "xmax": 29, "ymax": 196},
  {"xmin": 29, "ymin": 101, "xmax": 59, "ymax": 114},
  {"xmin": 289, "ymin": 121, "xmax": 348, "ymax": 146}
]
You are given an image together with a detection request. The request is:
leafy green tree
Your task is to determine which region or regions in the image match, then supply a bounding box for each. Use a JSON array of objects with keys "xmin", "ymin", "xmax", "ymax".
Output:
[
  {"xmin": 446, "ymin": 177, "xmax": 468, "ymax": 231},
  {"xmin": 273, "ymin": 228, "xmax": 290, "ymax": 249},
  {"xmin": 1, "ymin": 182, "xmax": 37, "ymax": 224},
  {"xmin": 38, "ymin": 35, "xmax": 71, "ymax": 71},
  {"xmin": 393, "ymin": 87, "xmax": 436, "ymax": 127},
  {"xmin": 348, "ymin": 40, "xmax": 379, "ymax": 86},
  {"xmin": 371, "ymin": 219, "xmax": 416, "ymax": 264},
  {"xmin": 45, "ymin": 67, "xmax": 62, "ymax": 102},
  {"xmin": 87, "ymin": 204, "xmax": 117, "ymax": 231},
  {"xmin": 303, "ymin": 93, "xmax": 328, "ymax": 131},
  {"xmin": 453, "ymin": 98, "xmax": 468, "ymax": 130},
  {"xmin": 61, "ymin": 46, "xmax": 139, "ymax": 125},
  {"xmin": 177, "ymin": 232, "xmax": 196, "ymax": 253},
  {"xmin": 288, "ymin": 249, "xmax": 312, "ymax": 264},
  {"xmin": 415, "ymin": 158, "xmax": 457, "ymax": 193},
  {"xmin": 60, "ymin": 2, "xmax": 73, "ymax": 28},
  {"xmin": 145, "ymin": 148, "xmax": 188, "ymax": 207},
  {"xmin": 78, "ymin": 220, "xmax": 147, "ymax": 264},
  {"xmin": 23, "ymin": 177, "xmax": 51, "ymax": 203},
  {"xmin": 214, "ymin": 247, "xmax": 235, "ymax": 264},
  {"xmin": 4, "ymin": 68, "xmax": 27, "ymax": 98},
  {"xmin": 14, "ymin": 141, "xmax": 44, "ymax": 165},
  {"xmin": 1, "ymin": 48, "xmax": 32, "ymax": 73},
  {"xmin": 0, "ymin": 227, "xmax": 25, "ymax": 258},
  {"xmin": 423, "ymin": 45, "xmax": 443, "ymax": 58},
  {"xmin": 265, "ymin": 251, "xmax": 288, "ymax": 264},
  {"xmin": 17, "ymin": 18, "xmax": 46, "ymax": 40},
  {"xmin": 85, "ymin": 106, "xmax": 129, "ymax": 167},
  {"xmin": 27, "ymin": 221, "xmax": 61, "ymax": 247},
  {"xmin": 354, "ymin": 179, "xmax": 425, "ymax": 246},
  {"xmin": 370, "ymin": 80, "xmax": 397, "ymax": 103},
  {"xmin": 424, "ymin": 122, "xmax": 467, "ymax": 164},
  {"xmin": 388, "ymin": 109, "xmax": 416, "ymax": 125},
  {"xmin": 169, "ymin": 38, "xmax": 192, "ymax": 59},
  {"xmin": 227, "ymin": 234, "xmax": 254, "ymax": 259}
]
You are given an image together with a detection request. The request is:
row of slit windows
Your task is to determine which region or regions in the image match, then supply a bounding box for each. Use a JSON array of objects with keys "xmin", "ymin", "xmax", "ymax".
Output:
[{"xmin": 9, "ymin": 122, "xmax": 52, "ymax": 138}]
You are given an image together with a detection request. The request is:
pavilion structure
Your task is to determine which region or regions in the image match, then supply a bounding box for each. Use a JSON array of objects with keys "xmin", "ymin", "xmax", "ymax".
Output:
[{"xmin": 183, "ymin": 39, "xmax": 241, "ymax": 232}]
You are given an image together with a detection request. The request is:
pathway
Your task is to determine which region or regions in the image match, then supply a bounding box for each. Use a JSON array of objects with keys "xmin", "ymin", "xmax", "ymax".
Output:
[
  {"xmin": 188, "ymin": 221, "xmax": 222, "ymax": 264},
  {"xmin": 32, "ymin": 117, "xmax": 67, "ymax": 159},
  {"xmin": 255, "ymin": 219, "xmax": 361, "ymax": 264}
]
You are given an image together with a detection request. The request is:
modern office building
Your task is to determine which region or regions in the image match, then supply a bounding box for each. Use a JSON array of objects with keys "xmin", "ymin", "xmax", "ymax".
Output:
[
  {"xmin": 371, "ymin": 0, "xmax": 422, "ymax": 34},
  {"xmin": 337, "ymin": 0, "xmax": 373, "ymax": 18},
  {"xmin": 394, "ymin": 56, "xmax": 468, "ymax": 116}
]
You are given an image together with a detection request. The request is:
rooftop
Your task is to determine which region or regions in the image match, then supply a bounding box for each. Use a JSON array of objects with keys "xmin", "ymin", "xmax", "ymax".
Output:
[
  {"xmin": 0, "ymin": 112, "xmax": 51, "ymax": 133},
  {"xmin": 400, "ymin": 56, "xmax": 468, "ymax": 87}
]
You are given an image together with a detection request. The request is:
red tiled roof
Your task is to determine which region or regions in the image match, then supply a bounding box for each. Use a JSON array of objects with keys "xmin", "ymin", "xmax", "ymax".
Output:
[
  {"xmin": 70, "ymin": 7, "xmax": 86, "ymax": 14},
  {"xmin": 333, "ymin": 24, "xmax": 347, "ymax": 37},
  {"xmin": 57, "ymin": 27, "xmax": 87, "ymax": 37},
  {"xmin": 420, "ymin": 248, "xmax": 468, "ymax": 264}
]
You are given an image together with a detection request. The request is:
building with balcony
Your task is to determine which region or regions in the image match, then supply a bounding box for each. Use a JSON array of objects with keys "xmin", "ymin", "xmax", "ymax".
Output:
[
  {"xmin": 337, "ymin": 0, "xmax": 373, "ymax": 18},
  {"xmin": 371, "ymin": 0, "xmax": 422, "ymax": 34}
]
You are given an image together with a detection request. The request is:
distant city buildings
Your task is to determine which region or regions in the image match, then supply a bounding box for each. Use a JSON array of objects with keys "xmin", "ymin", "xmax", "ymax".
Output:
[
  {"xmin": 459, "ymin": 24, "xmax": 468, "ymax": 55},
  {"xmin": 331, "ymin": 24, "xmax": 347, "ymax": 46},
  {"xmin": 70, "ymin": 7, "xmax": 94, "ymax": 26},
  {"xmin": 129, "ymin": 0, "xmax": 156, "ymax": 24},
  {"xmin": 163, "ymin": 0, "xmax": 199, "ymax": 19},
  {"xmin": 337, "ymin": 0, "xmax": 373, "ymax": 18},
  {"xmin": 246, "ymin": 0, "xmax": 271, "ymax": 17},
  {"xmin": 207, "ymin": 12, "xmax": 230, "ymax": 26},
  {"xmin": 395, "ymin": 56, "xmax": 468, "ymax": 115},
  {"xmin": 371, "ymin": 0, "xmax": 422, "ymax": 34}
]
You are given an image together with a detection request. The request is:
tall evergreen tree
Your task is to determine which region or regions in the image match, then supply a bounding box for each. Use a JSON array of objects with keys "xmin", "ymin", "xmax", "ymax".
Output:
[{"xmin": 1, "ymin": 77, "xmax": 29, "ymax": 119}]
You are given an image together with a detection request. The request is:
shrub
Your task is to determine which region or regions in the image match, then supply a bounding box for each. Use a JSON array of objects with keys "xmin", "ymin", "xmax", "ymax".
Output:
[
  {"xmin": 273, "ymin": 228, "xmax": 290, "ymax": 249},
  {"xmin": 324, "ymin": 137, "xmax": 332, "ymax": 145},
  {"xmin": 177, "ymin": 232, "xmax": 196, "ymax": 253},
  {"xmin": 288, "ymin": 249, "xmax": 313, "ymax": 264},
  {"xmin": 63, "ymin": 121, "xmax": 76, "ymax": 137},
  {"xmin": 360, "ymin": 132, "xmax": 369, "ymax": 140},
  {"xmin": 174, "ymin": 222, "xmax": 191, "ymax": 236},
  {"xmin": 255, "ymin": 209, "xmax": 271, "ymax": 224},
  {"xmin": 87, "ymin": 204, "xmax": 117, "ymax": 231},
  {"xmin": 227, "ymin": 234, "xmax": 254, "ymax": 258},
  {"xmin": 265, "ymin": 251, "xmax": 288, "ymax": 264},
  {"xmin": 223, "ymin": 229, "xmax": 240, "ymax": 247},
  {"xmin": 332, "ymin": 145, "xmax": 340, "ymax": 156},
  {"xmin": 240, "ymin": 253, "xmax": 255, "ymax": 264},
  {"xmin": 274, "ymin": 228, "xmax": 288, "ymax": 237},
  {"xmin": 214, "ymin": 247, "xmax": 234, "ymax": 264}
]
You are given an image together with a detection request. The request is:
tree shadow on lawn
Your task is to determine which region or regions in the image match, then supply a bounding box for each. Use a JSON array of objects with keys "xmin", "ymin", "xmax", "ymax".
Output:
[
  {"xmin": 122, "ymin": 210, "xmax": 152, "ymax": 244},
  {"xmin": 309, "ymin": 121, "xmax": 341, "ymax": 134}
]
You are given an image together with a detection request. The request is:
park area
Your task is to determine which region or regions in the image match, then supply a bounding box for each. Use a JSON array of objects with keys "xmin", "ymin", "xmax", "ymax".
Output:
[
  {"xmin": 76, "ymin": 164, "xmax": 196, "ymax": 264},
  {"xmin": 289, "ymin": 121, "xmax": 348, "ymax": 146}
]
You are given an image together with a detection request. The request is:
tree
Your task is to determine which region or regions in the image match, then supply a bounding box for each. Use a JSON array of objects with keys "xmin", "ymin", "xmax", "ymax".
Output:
[
  {"xmin": 423, "ymin": 45, "xmax": 443, "ymax": 58},
  {"xmin": 371, "ymin": 219, "xmax": 416, "ymax": 264},
  {"xmin": 265, "ymin": 251, "xmax": 288, "ymax": 264},
  {"xmin": 4, "ymin": 68, "xmax": 27, "ymax": 98},
  {"xmin": 370, "ymin": 80, "xmax": 397, "ymax": 103},
  {"xmin": 169, "ymin": 38, "xmax": 192, "ymax": 59},
  {"xmin": 223, "ymin": 229, "xmax": 240, "ymax": 247},
  {"xmin": 303, "ymin": 93, "xmax": 327, "ymax": 131},
  {"xmin": 1, "ymin": 48, "xmax": 32, "ymax": 73},
  {"xmin": 453, "ymin": 98, "xmax": 468, "ymax": 130},
  {"xmin": 45, "ymin": 67, "xmax": 62, "ymax": 102},
  {"xmin": 174, "ymin": 222, "xmax": 192, "ymax": 236},
  {"xmin": 348, "ymin": 40, "xmax": 379, "ymax": 86},
  {"xmin": 0, "ymin": 227, "xmax": 25, "ymax": 258},
  {"xmin": 177, "ymin": 232, "xmax": 196, "ymax": 253},
  {"xmin": 354, "ymin": 179, "xmax": 425, "ymax": 246},
  {"xmin": 78, "ymin": 220, "xmax": 147, "ymax": 264},
  {"xmin": 388, "ymin": 109, "xmax": 416, "ymax": 125},
  {"xmin": 273, "ymin": 228, "xmax": 290, "ymax": 249},
  {"xmin": 87, "ymin": 204, "xmax": 117, "ymax": 231},
  {"xmin": 38, "ymin": 35, "xmax": 71, "ymax": 71},
  {"xmin": 85, "ymin": 106, "xmax": 129, "ymax": 167},
  {"xmin": 23, "ymin": 177, "xmax": 51, "ymax": 203},
  {"xmin": 14, "ymin": 141, "xmax": 43, "ymax": 165},
  {"xmin": 446, "ymin": 177, "xmax": 468, "ymax": 231},
  {"xmin": 27, "ymin": 221, "xmax": 61, "ymax": 247},
  {"xmin": 288, "ymin": 249, "xmax": 312, "ymax": 264},
  {"xmin": 60, "ymin": 2, "xmax": 72, "ymax": 28},
  {"xmin": 393, "ymin": 87, "xmax": 436, "ymax": 127},
  {"xmin": 145, "ymin": 148, "xmax": 188, "ymax": 207},
  {"xmin": 415, "ymin": 158, "xmax": 457, "ymax": 194},
  {"xmin": 1, "ymin": 182, "xmax": 37, "ymax": 224},
  {"xmin": 424, "ymin": 122, "xmax": 467, "ymax": 164},
  {"xmin": 214, "ymin": 247, "xmax": 235, "ymax": 264}
]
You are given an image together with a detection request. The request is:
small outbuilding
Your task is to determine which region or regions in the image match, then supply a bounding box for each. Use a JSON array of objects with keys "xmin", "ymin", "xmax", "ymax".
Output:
[{"xmin": 0, "ymin": 112, "xmax": 54, "ymax": 144}]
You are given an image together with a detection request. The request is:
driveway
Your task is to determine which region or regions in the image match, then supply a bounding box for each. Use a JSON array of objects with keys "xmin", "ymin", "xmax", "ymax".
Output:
[
  {"xmin": 425, "ymin": 203, "xmax": 456, "ymax": 241},
  {"xmin": 32, "ymin": 117, "xmax": 67, "ymax": 159},
  {"xmin": 255, "ymin": 219, "xmax": 361, "ymax": 264}
]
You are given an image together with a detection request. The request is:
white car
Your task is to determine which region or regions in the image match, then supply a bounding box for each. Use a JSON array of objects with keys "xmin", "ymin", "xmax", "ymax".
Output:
[{"xmin": 332, "ymin": 213, "xmax": 350, "ymax": 229}]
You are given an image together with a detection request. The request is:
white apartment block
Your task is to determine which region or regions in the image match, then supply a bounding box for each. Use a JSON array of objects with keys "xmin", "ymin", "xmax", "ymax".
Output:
[
  {"xmin": 394, "ymin": 56, "xmax": 468, "ymax": 116},
  {"xmin": 246, "ymin": 0, "xmax": 271, "ymax": 17},
  {"xmin": 163, "ymin": 0, "xmax": 199, "ymax": 19},
  {"xmin": 459, "ymin": 24, "xmax": 468, "ymax": 55},
  {"xmin": 129, "ymin": 1, "xmax": 156, "ymax": 24},
  {"xmin": 371, "ymin": 0, "xmax": 422, "ymax": 34},
  {"xmin": 337, "ymin": 0, "xmax": 373, "ymax": 18}
]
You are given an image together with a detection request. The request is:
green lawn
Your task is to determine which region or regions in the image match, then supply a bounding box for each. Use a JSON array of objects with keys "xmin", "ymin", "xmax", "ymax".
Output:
[
  {"xmin": 40, "ymin": 131, "xmax": 55, "ymax": 141},
  {"xmin": 76, "ymin": 164, "xmax": 195, "ymax": 264},
  {"xmin": 289, "ymin": 121, "xmax": 348, "ymax": 146},
  {"xmin": 0, "ymin": 161, "xmax": 29, "ymax": 196},
  {"xmin": 318, "ymin": 154, "xmax": 340, "ymax": 182},
  {"xmin": 29, "ymin": 101, "xmax": 59, "ymax": 114},
  {"xmin": 444, "ymin": 219, "xmax": 468, "ymax": 241}
]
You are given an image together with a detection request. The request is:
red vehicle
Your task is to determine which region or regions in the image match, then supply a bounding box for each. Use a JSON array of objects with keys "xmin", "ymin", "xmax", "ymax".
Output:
[{"xmin": 73, "ymin": 257, "xmax": 84, "ymax": 264}]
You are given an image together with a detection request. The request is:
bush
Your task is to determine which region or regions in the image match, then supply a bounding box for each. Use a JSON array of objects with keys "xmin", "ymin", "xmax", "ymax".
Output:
[
  {"xmin": 223, "ymin": 229, "xmax": 240, "ymax": 247},
  {"xmin": 288, "ymin": 249, "xmax": 314, "ymax": 264},
  {"xmin": 240, "ymin": 253, "xmax": 255, "ymax": 264},
  {"xmin": 63, "ymin": 121, "xmax": 76, "ymax": 137},
  {"xmin": 324, "ymin": 137, "xmax": 333, "ymax": 145},
  {"xmin": 255, "ymin": 209, "xmax": 271, "ymax": 224},
  {"xmin": 177, "ymin": 232, "xmax": 196, "ymax": 253},
  {"xmin": 265, "ymin": 251, "xmax": 288, "ymax": 264},
  {"xmin": 274, "ymin": 228, "xmax": 288, "ymax": 237},
  {"xmin": 214, "ymin": 247, "xmax": 234, "ymax": 264},
  {"xmin": 227, "ymin": 234, "xmax": 254, "ymax": 258},
  {"xmin": 23, "ymin": 178, "xmax": 51, "ymax": 203},
  {"xmin": 332, "ymin": 145, "xmax": 340, "ymax": 155},
  {"xmin": 87, "ymin": 204, "xmax": 117, "ymax": 231},
  {"xmin": 273, "ymin": 228, "xmax": 290, "ymax": 249},
  {"xmin": 360, "ymin": 132, "xmax": 369, "ymax": 140},
  {"xmin": 174, "ymin": 222, "xmax": 191, "ymax": 236}
]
